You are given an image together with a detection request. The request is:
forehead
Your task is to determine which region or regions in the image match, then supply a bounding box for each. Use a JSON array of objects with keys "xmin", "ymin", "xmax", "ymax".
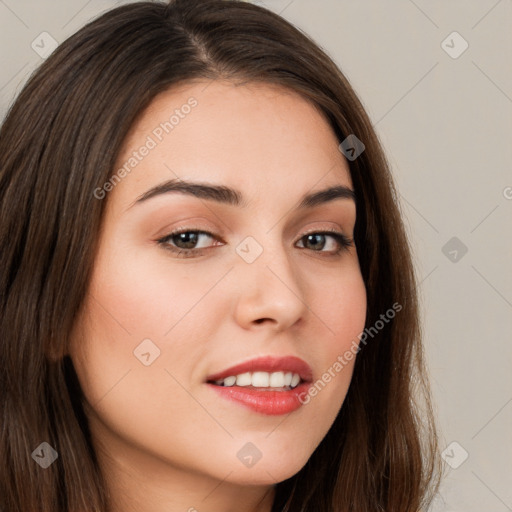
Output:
[{"xmin": 111, "ymin": 80, "xmax": 352, "ymax": 209}]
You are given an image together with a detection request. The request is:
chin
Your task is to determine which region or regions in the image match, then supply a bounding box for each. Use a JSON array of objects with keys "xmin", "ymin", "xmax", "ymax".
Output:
[
  {"xmin": 227, "ymin": 466, "xmax": 301, "ymax": 486},
  {"xmin": 218, "ymin": 450, "xmax": 311, "ymax": 486}
]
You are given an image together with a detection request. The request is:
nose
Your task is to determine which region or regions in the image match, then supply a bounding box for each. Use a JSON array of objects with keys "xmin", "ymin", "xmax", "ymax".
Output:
[{"xmin": 232, "ymin": 238, "xmax": 308, "ymax": 332}]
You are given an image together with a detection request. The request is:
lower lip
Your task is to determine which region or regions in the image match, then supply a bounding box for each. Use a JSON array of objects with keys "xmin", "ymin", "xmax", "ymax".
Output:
[{"xmin": 206, "ymin": 382, "xmax": 311, "ymax": 415}]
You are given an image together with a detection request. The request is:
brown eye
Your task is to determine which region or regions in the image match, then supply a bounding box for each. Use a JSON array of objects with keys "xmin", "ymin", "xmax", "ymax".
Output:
[
  {"xmin": 157, "ymin": 229, "xmax": 220, "ymax": 258},
  {"xmin": 168, "ymin": 232, "xmax": 203, "ymax": 249},
  {"xmin": 302, "ymin": 233, "xmax": 328, "ymax": 251},
  {"xmin": 296, "ymin": 231, "xmax": 353, "ymax": 255}
]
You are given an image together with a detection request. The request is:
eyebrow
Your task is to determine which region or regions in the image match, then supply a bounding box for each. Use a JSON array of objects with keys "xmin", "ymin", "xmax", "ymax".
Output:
[{"xmin": 129, "ymin": 179, "xmax": 356, "ymax": 210}]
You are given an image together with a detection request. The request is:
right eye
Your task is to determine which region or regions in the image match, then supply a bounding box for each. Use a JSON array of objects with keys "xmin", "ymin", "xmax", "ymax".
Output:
[{"xmin": 157, "ymin": 229, "xmax": 222, "ymax": 258}]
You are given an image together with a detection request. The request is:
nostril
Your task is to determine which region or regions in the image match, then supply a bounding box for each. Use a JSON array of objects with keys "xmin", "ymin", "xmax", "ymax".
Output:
[{"xmin": 254, "ymin": 318, "xmax": 272, "ymax": 325}]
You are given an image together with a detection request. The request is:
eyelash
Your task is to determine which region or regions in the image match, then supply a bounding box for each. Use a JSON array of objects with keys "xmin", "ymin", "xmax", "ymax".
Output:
[{"xmin": 156, "ymin": 227, "xmax": 353, "ymax": 259}]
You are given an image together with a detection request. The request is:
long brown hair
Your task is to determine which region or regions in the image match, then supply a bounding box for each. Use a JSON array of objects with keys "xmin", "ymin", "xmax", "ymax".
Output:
[{"xmin": 0, "ymin": 1, "xmax": 442, "ymax": 510}]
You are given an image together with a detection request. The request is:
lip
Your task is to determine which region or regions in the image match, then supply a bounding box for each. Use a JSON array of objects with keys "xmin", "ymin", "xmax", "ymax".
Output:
[
  {"xmin": 205, "ymin": 355, "xmax": 313, "ymax": 416},
  {"xmin": 207, "ymin": 382, "xmax": 312, "ymax": 415},
  {"xmin": 205, "ymin": 355, "xmax": 313, "ymax": 383}
]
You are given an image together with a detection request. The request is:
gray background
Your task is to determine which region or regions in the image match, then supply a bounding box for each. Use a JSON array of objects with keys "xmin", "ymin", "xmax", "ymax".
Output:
[{"xmin": 1, "ymin": 1, "xmax": 511, "ymax": 510}]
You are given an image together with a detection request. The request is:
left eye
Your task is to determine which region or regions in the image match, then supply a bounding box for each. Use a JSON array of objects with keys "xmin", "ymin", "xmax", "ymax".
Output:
[{"xmin": 296, "ymin": 232, "xmax": 345, "ymax": 252}]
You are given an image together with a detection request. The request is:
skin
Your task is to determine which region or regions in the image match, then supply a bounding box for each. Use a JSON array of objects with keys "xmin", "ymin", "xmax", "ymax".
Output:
[{"xmin": 68, "ymin": 80, "xmax": 367, "ymax": 512}]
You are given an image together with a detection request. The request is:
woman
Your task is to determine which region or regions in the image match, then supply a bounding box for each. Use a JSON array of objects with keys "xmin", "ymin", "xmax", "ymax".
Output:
[{"xmin": 0, "ymin": 1, "xmax": 442, "ymax": 510}]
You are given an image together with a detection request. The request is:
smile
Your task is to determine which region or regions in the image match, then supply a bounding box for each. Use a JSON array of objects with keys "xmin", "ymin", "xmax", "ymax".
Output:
[{"xmin": 205, "ymin": 355, "xmax": 313, "ymax": 415}]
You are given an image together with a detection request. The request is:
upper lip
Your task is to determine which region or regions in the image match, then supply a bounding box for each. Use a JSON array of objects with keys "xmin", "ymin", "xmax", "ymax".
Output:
[{"xmin": 205, "ymin": 355, "xmax": 313, "ymax": 383}]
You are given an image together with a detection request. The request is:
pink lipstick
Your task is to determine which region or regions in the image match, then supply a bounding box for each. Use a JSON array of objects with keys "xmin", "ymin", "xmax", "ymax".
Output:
[{"xmin": 205, "ymin": 355, "xmax": 313, "ymax": 416}]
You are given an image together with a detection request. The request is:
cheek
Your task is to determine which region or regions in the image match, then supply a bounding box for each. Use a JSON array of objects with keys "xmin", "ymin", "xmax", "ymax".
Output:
[
  {"xmin": 88, "ymin": 243, "xmax": 221, "ymax": 340},
  {"xmin": 69, "ymin": 257, "xmax": 224, "ymax": 469},
  {"xmin": 311, "ymin": 262, "xmax": 367, "ymax": 350},
  {"xmin": 74, "ymin": 247, "xmax": 226, "ymax": 406},
  {"xmin": 298, "ymin": 264, "xmax": 366, "ymax": 408}
]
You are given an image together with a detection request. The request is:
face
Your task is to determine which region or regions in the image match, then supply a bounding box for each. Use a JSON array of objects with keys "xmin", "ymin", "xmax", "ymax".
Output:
[{"xmin": 69, "ymin": 80, "xmax": 367, "ymax": 491}]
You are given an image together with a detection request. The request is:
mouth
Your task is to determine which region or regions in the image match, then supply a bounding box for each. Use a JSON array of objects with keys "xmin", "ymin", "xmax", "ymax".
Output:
[{"xmin": 205, "ymin": 355, "xmax": 313, "ymax": 415}]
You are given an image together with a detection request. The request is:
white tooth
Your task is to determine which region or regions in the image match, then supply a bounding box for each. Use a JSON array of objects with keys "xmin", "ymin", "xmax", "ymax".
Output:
[
  {"xmin": 290, "ymin": 373, "xmax": 301, "ymax": 388},
  {"xmin": 236, "ymin": 372, "xmax": 252, "ymax": 386},
  {"xmin": 284, "ymin": 372, "xmax": 293, "ymax": 386},
  {"xmin": 223, "ymin": 376, "xmax": 236, "ymax": 387},
  {"xmin": 252, "ymin": 371, "xmax": 270, "ymax": 387},
  {"xmin": 269, "ymin": 371, "xmax": 285, "ymax": 387}
]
